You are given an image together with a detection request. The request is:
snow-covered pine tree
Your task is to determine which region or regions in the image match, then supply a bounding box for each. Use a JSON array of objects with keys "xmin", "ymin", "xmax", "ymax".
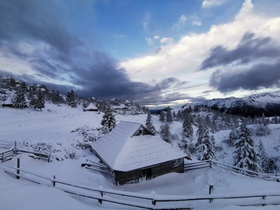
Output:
[
  {"xmin": 182, "ymin": 117, "xmax": 193, "ymax": 138},
  {"xmin": 13, "ymin": 84, "xmax": 27, "ymax": 109},
  {"xmin": 196, "ymin": 128, "xmax": 215, "ymax": 160},
  {"xmin": 258, "ymin": 140, "xmax": 267, "ymax": 172},
  {"xmin": 145, "ymin": 111, "xmax": 156, "ymax": 134},
  {"xmin": 159, "ymin": 110, "xmax": 166, "ymax": 122},
  {"xmin": 101, "ymin": 107, "xmax": 116, "ymax": 134},
  {"xmin": 234, "ymin": 123, "xmax": 260, "ymax": 172},
  {"xmin": 227, "ymin": 128, "xmax": 240, "ymax": 147},
  {"xmin": 66, "ymin": 90, "xmax": 77, "ymax": 108},
  {"xmin": 166, "ymin": 107, "xmax": 173, "ymax": 123},
  {"xmin": 33, "ymin": 89, "xmax": 45, "ymax": 111},
  {"xmin": 160, "ymin": 123, "xmax": 171, "ymax": 143},
  {"xmin": 196, "ymin": 117, "xmax": 205, "ymax": 146}
]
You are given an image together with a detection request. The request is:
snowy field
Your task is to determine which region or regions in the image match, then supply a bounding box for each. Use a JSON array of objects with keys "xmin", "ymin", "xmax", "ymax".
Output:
[{"xmin": 0, "ymin": 103, "xmax": 280, "ymax": 210}]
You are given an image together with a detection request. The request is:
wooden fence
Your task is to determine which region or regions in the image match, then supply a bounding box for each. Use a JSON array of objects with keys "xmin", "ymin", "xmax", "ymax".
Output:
[
  {"xmin": 1, "ymin": 162, "xmax": 280, "ymax": 210},
  {"xmin": 184, "ymin": 160, "xmax": 280, "ymax": 182},
  {"xmin": 0, "ymin": 140, "xmax": 50, "ymax": 162},
  {"xmin": 0, "ymin": 148, "xmax": 14, "ymax": 163}
]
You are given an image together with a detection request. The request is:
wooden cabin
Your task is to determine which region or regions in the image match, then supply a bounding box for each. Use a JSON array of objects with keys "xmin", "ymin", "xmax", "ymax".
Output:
[
  {"xmin": 83, "ymin": 103, "xmax": 99, "ymax": 112},
  {"xmin": 91, "ymin": 121, "xmax": 187, "ymax": 185}
]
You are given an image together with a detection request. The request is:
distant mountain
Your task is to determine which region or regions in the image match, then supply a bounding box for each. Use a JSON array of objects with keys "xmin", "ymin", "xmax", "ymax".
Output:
[{"xmin": 199, "ymin": 92, "xmax": 280, "ymax": 117}]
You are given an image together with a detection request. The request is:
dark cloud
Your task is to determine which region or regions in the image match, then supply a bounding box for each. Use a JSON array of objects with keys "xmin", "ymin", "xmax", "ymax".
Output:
[
  {"xmin": 199, "ymin": 32, "xmax": 280, "ymax": 93},
  {"xmin": 0, "ymin": 0, "xmax": 80, "ymax": 53},
  {"xmin": 210, "ymin": 61, "xmax": 280, "ymax": 93},
  {"xmin": 0, "ymin": 0, "xmax": 190, "ymax": 105},
  {"xmin": 200, "ymin": 32, "xmax": 280, "ymax": 70}
]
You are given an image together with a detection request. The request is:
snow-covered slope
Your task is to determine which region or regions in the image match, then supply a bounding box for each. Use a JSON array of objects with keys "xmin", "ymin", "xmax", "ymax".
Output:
[
  {"xmin": 0, "ymin": 103, "xmax": 280, "ymax": 210},
  {"xmin": 200, "ymin": 92, "xmax": 280, "ymax": 117}
]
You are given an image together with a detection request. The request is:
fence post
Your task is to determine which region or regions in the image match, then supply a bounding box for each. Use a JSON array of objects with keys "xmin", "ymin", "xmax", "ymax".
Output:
[
  {"xmin": 16, "ymin": 158, "xmax": 20, "ymax": 179},
  {"xmin": 14, "ymin": 141, "xmax": 17, "ymax": 153},
  {"xmin": 52, "ymin": 175, "xmax": 56, "ymax": 187},
  {"xmin": 98, "ymin": 186, "xmax": 103, "ymax": 204}
]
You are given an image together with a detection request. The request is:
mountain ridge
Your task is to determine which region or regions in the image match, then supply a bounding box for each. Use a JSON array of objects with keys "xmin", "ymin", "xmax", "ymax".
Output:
[{"xmin": 199, "ymin": 92, "xmax": 280, "ymax": 117}]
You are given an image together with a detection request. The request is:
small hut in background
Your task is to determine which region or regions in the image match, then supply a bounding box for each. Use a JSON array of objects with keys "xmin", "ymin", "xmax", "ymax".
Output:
[
  {"xmin": 83, "ymin": 103, "xmax": 99, "ymax": 112},
  {"xmin": 1, "ymin": 97, "xmax": 13, "ymax": 108}
]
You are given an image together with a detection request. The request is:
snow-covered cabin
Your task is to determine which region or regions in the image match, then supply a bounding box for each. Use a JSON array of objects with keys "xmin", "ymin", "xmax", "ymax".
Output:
[
  {"xmin": 83, "ymin": 103, "xmax": 99, "ymax": 112},
  {"xmin": 112, "ymin": 103, "xmax": 128, "ymax": 111},
  {"xmin": 91, "ymin": 121, "xmax": 187, "ymax": 185},
  {"xmin": 1, "ymin": 97, "xmax": 13, "ymax": 108}
]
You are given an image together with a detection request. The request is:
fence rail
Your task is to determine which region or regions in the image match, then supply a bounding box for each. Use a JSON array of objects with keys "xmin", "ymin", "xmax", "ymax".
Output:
[
  {"xmin": 0, "ymin": 140, "xmax": 51, "ymax": 162},
  {"xmin": 0, "ymin": 148, "xmax": 14, "ymax": 162},
  {"xmin": 1, "ymin": 162, "xmax": 280, "ymax": 210},
  {"xmin": 184, "ymin": 160, "xmax": 280, "ymax": 182}
]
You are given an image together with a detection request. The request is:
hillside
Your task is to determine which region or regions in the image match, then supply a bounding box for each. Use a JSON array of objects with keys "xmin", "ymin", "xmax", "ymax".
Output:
[
  {"xmin": 200, "ymin": 92, "xmax": 280, "ymax": 117},
  {"xmin": 0, "ymin": 104, "xmax": 280, "ymax": 209}
]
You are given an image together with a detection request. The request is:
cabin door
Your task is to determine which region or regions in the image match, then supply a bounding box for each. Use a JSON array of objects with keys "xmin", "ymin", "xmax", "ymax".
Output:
[{"xmin": 140, "ymin": 168, "xmax": 152, "ymax": 180}]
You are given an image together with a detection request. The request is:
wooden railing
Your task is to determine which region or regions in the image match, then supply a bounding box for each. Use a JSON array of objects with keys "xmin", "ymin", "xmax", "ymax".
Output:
[
  {"xmin": 0, "ymin": 148, "xmax": 14, "ymax": 163},
  {"xmin": 1, "ymin": 163, "xmax": 280, "ymax": 210},
  {"xmin": 184, "ymin": 160, "xmax": 280, "ymax": 182}
]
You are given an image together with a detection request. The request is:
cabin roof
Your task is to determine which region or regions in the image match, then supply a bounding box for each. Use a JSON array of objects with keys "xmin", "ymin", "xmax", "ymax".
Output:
[
  {"xmin": 91, "ymin": 121, "xmax": 186, "ymax": 172},
  {"xmin": 85, "ymin": 103, "xmax": 98, "ymax": 110}
]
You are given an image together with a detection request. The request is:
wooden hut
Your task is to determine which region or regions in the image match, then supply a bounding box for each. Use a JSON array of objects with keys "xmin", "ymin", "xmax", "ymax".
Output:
[
  {"xmin": 91, "ymin": 121, "xmax": 187, "ymax": 185},
  {"xmin": 1, "ymin": 97, "xmax": 13, "ymax": 108},
  {"xmin": 83, "ymin": 103, "xmax": 99, "ymax": 112}
]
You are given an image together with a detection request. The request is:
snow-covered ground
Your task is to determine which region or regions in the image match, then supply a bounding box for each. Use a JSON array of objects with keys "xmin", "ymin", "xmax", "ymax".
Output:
[{"xmin": 0, "ymin": 104, "xmax": 280, "ymax": 210}]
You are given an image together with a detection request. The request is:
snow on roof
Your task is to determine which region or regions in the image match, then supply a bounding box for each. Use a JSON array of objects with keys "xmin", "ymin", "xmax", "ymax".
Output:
[
  {"xmin": 85, "ymin": 103, "xmax": 98, "ymax": 110},
  {"xmin": 3, "ymin": 97, "xmax": 13, "ymax": 104},
  {"xmin": 91, "ymin": 121, "xmax": 186, "ymax": 172}
]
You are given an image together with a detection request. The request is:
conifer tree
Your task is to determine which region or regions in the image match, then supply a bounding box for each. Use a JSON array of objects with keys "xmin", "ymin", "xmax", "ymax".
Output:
[
  {"xmin": 258, "ymin": 140, "xmax": 267, "ymax": 172},
  {"xmin": 159, "ymin": 110, "xmax": 165, "ymax": 122},
  {"xmin": 145, "ymin": 112, "xmax": 156, "ymax": 134},
  {"xmin": 166, "ymin": 107, "xmax": 173, "ymax": 123},
  {"xmin": 66, "ymin": 89, "xmax": 77, "ymax": 108},
  {"xmin": 101, "ymin": 107, "xmax": 116, "ymax": 134},
  {"xmin": 196, "ymin": 128, "xmax": 215, "ymax": 160},
  {"xmin": 160, "ymin": 123, "xmax": 171, "ymax": 143},
  {"xmin": 234, "ymin": 123, "xmax": 260, "ymax": 172},
  {"xmin": 33, "ymin": 89, "xmax": 45, "ymax": 111},
  {"xmin": 13, "ymin": 83, "xmax": 27, "ymax": 109},
  {"xmin": 182, "ymin": 117, "xmax": 193, "ymax": 138}
]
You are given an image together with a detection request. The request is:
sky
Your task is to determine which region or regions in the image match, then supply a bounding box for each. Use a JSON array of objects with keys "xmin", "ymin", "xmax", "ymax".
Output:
[{"xmin": 0, "ymin": 0, "xmax": 280, "ymax": 107}]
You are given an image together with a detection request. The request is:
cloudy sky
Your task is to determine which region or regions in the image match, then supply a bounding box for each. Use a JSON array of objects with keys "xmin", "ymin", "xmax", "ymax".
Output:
[{"xmin": 0, "ymin": 0, "xmax": 280, "ymax": 107}]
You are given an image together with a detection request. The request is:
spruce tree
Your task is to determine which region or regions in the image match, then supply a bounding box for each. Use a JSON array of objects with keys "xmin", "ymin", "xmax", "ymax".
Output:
[
  {"xmin": 183, "ymin": 117, "xmax": 193, "ymax": 138},
  {"xmin": 160, "ymin": 123, "xmax": 171, "ymax": 143},
  {"xmin": 13, "ymin": 84, "xmax": 27, "ymax": 109},
  {"xmin": 145, "ymin": 112, "xmax": 156, "ymax": 134},
  {"xmin": 33, "ymin": 89, "xmax": 45, "ymax": 111},
  {"xmin": 258, "ymin": 140, "xmax": 267, "ymax": 172},
  {"xmin": 66, "ymin": 90, "xmax": 77, "ymax": 108},
  {"xmin": 234, "ymin": 123, "xmax": 260, "ymax": 172},
  {"xmin": 166, "ymin": 107, "xmax": 173, "ymax": 123},
  {"xmin": 101, "ymin": 107, "xmax": 116, "ymax": 134},
  {"xmin": 196, "ymin": 128, "xmax": 215, "ymax": 160},
  {"xmin": 159, "ymin": 110, "xmax": 165, "ymax": 122}
]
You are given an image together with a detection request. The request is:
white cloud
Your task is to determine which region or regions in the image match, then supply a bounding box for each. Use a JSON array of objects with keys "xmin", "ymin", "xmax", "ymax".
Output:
[
  {"xmin": 154, "ymin": 35, "xmax": 160, "ymax": 40},
  {"xmin": 120, "ymin": 0, "xmax": 280, "ymax": 100},
  {"xmin": 143, "ymin": 11, "xmax": 151, "ymax": 31},
  {"xmin": 160, "ymin": 37, "xmax": 174, "ymax": 45},
  {"xmin": 202, "ymin": 0, "xmax": 227, "ymax": 8},
  {"xmin": 145, "ymin": 37, "xmax": 153, "ymax": 46},
  {"xmin": 192, "ymin": 20, "xmax": 202, "ymax": 26},
  {"xmin": 172, "ymin": 15, "xmax": 187, "ymax": 30}
]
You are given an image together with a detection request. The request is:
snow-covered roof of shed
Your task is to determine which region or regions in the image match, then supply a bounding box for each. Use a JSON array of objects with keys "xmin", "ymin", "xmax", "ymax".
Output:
[
  {"xmin": 91, "ymin": 121, "xmax": 186, "ymax": 172},
  {"xmin": 3, "ymin": 97, "xmax": 13, "ymax": 104},
  {"xmin": 85, "ymin": 103, "xmax": 98, "ymax": 110}
]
